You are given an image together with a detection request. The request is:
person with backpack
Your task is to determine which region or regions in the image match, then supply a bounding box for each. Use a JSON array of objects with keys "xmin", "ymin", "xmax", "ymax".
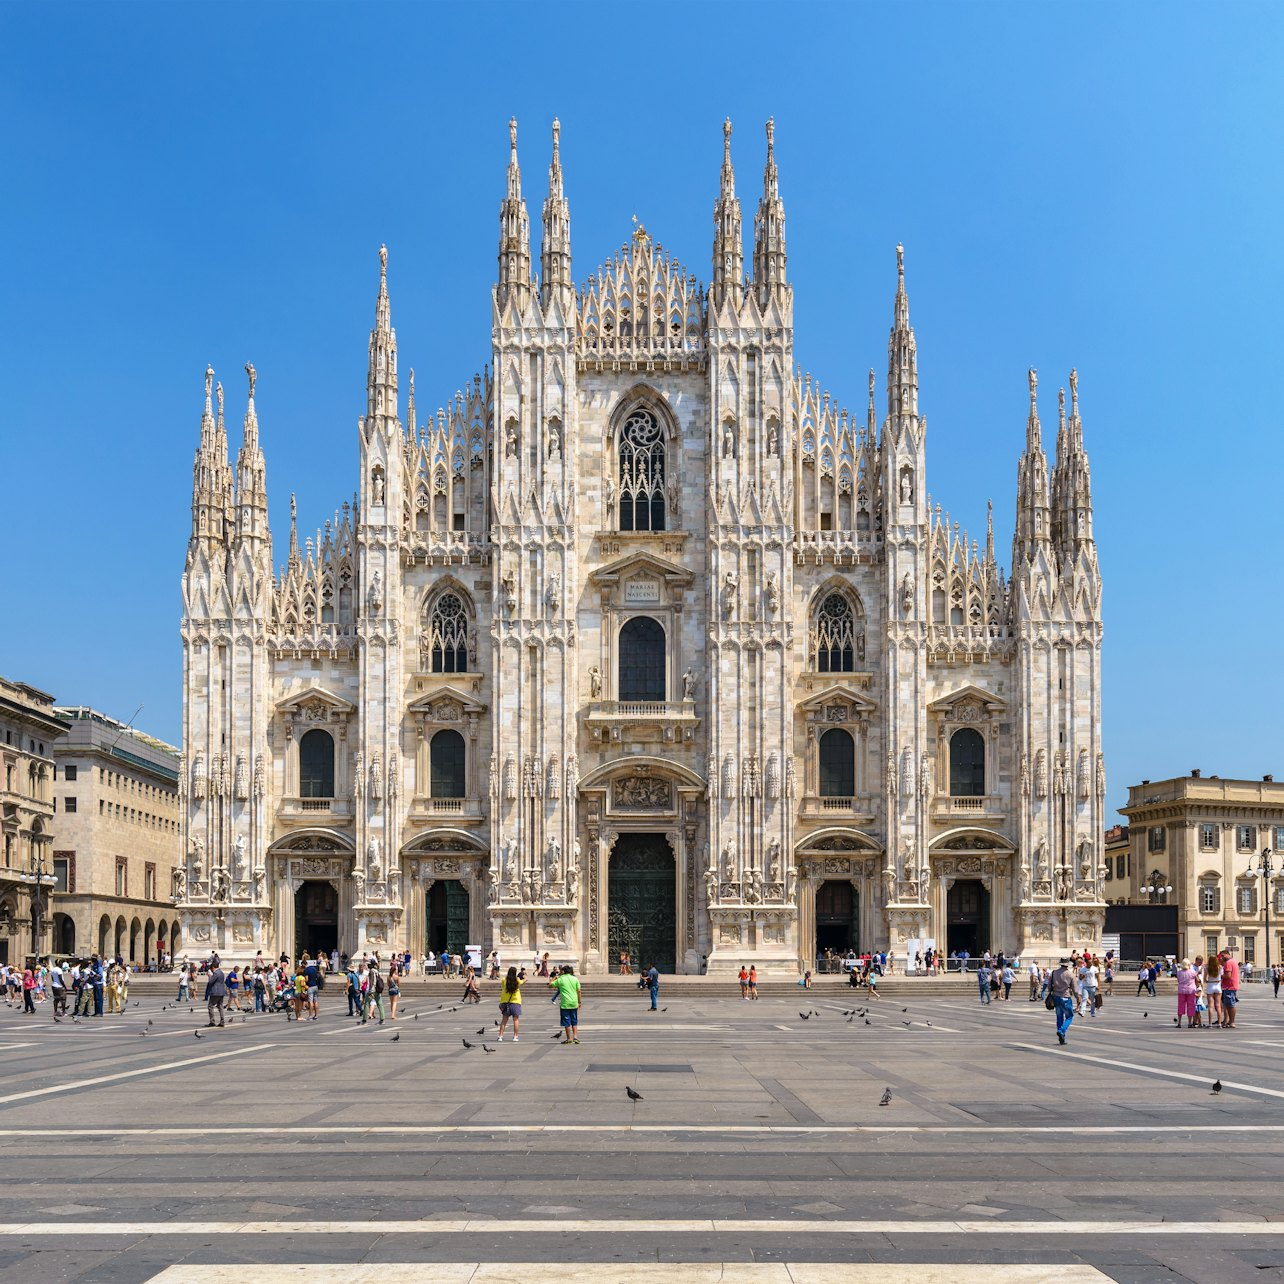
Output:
[
  {"xmin": 1049, "ymin": 958, "xmax": 1077, "ymax": 1045},
  {"xmin": 363, "ymin": 965, "xmax": 386, "ymax": 1024},
  {"xmin": 497, "ymin": 966, "xmax": 523, "ymax": 1041}
]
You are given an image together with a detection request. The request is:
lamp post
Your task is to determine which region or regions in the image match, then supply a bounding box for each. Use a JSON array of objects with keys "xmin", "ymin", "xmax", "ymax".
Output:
[
  {"xmin": 1247, "ymin": 848, "xmax": 1274, "ymax": 973},
  {"xmin": 1145, "ymin": 870, "xmax": 1173, "ymax": 903},
  {"xmin": 29, "ymin": 849, "xmax": 48, "ymax": 956}
]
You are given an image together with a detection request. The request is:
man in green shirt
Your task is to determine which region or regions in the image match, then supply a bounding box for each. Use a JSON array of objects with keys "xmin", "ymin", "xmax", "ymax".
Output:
[{"xmin": 549, "ymin": 964, "xmax": 582, "ymax": 1044}]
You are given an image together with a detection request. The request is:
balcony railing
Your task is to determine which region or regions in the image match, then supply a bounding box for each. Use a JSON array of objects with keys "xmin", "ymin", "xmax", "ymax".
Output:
[
  {"xmin": 584, "ymin": 699, "xmax": 699, "ymax": 744},
  {"xmin": 931, "ymin": 794, "xmax": 1005, "ymax": 817},
  {"xmin": 279, "ymin": 797, "xmax": 353, "ymax": 821},
  {"xmin": 408, "ymin": 796, "xmax": 484, "ymax": 822},
  {"xmin": 799, "ymin": 795, "xmax": 877, "ymax": 821}
]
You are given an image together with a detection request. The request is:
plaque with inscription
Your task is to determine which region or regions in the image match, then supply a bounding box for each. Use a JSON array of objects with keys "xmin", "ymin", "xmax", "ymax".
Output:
[{"xmin": 623, "ymin": 579, "xmax": 661, "ymax": 604}]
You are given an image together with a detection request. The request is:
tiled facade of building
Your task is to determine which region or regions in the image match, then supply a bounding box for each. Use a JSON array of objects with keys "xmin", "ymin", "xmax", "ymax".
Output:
[
  {"xmin": 0, "ymin": 677, "xmax": 66, "ymax": 965},
  {"xmin": 51, "ymin": 707, "xmax": 182, "ymax": 964},
  {"xmin": 1121, "ymin": 774, "xmax": 1284, "ymax": 965},
  {"xmin": 176, "ymin": 119, "xmax": 1107, "ymax": 970}
]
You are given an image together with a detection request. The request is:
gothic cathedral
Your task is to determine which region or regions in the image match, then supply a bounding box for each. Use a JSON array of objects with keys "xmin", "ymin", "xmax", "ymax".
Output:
[{"xmin": 176, "ymin": 118, "xmax": 1106, "ymax": 972}]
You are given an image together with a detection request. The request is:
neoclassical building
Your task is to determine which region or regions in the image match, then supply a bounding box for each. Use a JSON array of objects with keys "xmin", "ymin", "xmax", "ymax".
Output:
[{"xmin": 176, "ymin": 118, "xmax": 1106, "ymax": 971}]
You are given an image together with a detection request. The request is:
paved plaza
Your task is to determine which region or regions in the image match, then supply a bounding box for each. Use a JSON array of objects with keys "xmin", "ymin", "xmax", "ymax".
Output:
[{"xmin": 1, "ymin": 981, "xmax": 1283, "ymax": 1283}]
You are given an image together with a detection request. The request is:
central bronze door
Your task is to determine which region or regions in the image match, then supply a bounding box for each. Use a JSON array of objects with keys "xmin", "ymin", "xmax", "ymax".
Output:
[{"xmin": 608, "ymin": 833, "xmax": 676, "ymax": 972}]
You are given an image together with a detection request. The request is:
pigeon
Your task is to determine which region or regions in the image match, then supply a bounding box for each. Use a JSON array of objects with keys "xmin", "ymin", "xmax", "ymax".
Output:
[
  {"xmin": 879, "ymin": 1087, "xmax": 893, "ymax": 1107},
  {"xmin": 148, "ymin": 1020, "xmax": 153, "ymax": 1027},
  {"xmin": 391, "ymin": 1032, "xmax": 400, "ymax": 1042},
  {"xmin": 902, "ymin": 1021, "xmax": 912, "ymax": 1028},
  {"xmin": 194, "ymin": 1030, "xmax": 203, "ymax": 1039},
  {"xmin": 477, "ymin": 1027, "xmax": 486, "ymax": 1035},
  {"xmin": 482, "ymin": 1044, "xmax": 495, "ymax": 1053},
  {"xmin": 414, "ymin": 1014, "xmax": 419, "ymax": 1021},
  {"xmin": 926, "ymin": 1021, "xmax": 933, "ymax": 1028},
  {"xmin": 864, "ymin": 1018, "xmax": 871, "ymax": 1026},
  {"xmin": 72, "ymin": 1015, "xmax": 80, "ymax": 1025},
  {"xmin": 902, "ymin": 1008, "xmax": 908, "ymax": 1013},
  {"xmin": 1143, "ymin": 1012, "xmax": 1148, "ymax": 1019},
  {"xmin": 133, "ymin": 1001, "xmax": 139, "ymax": 1007},
  {"xmin": 626, "ymin": 1086, "xmax": 643, "ymax": 1101},
  {"xmin": 189, "ymin": 1008, "xmax": 194, "ymax": 1014},
  {"xmin": 1174, "ymin": 1017, "xmax": 1180, "ymax": 1026},
  {"xmin": 438, "ymin": 1005, "xmax": 444, "ymax": 1010},
  {"xmin": 462, "ymin": 1039, "xmax": 474, "ymax": 1049},
  {"xmin": 847, "ymin": 1016, "xmax": 854, "ymax": 1024},
  {"xmin": 799, "ymin": 1012, "xmax": 810, "ymax": 1021},
  {"xmin": 550, "ymin": 1032, "xmax": 564, "ymax": 1040},
  {"xmin": 661, "ymin": 1007, "xmax": 667, "ymax": 1012},
  {"xmin": 1211, "ymin": 1079, "xmax": 1223, "ymax": 1095},
  {"xmin": 140, "ymin": 1030, "xmax": 148, "ymax": 1037}
]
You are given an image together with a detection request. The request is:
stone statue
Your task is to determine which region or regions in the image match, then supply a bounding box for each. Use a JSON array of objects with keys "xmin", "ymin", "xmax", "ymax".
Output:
[
  {"xmin": 745, "ymin": 870, "xmax": 762, "ymax": 904},
  {"xmin": 566, "ymin": 754, "xmax": 578, "ymax": 796},
  {"xmin": 721, "ymin": 571, "xmax": 738, "ymax": 620},
  {"xmin": 487, "ymin": 866, "xmax": 500, "ymax": 904},
  {"xmin": 501, "ymin": 838, "xmax": 516, "ymax": 880},
  {"xmin": 681, "ymin": 668, "xmax": 696, "ymax": 700},
  {"xmin": 172, "ymin": 866, "xmax": 186, "ymax": 902},
  {"xmin": 1018, "ymin": 864, "xmax": 1030, "ymax": 901},
  {"xmin": 545, "ymin": 572, "xmax": 561, "ymax": 613},
  {"xmin": 505, "ymin": 419, "xmax": 518, "ymax": 458},
  {"xmin": 882, "ymin": 864, "xmax": 896, "ymax": 903},
  {"xmin": 211, "ymin": 867, "xmax": 230, "ymax": 903},
  {"xmin": 488, "ymin": 754, "xmax": 497, "ymax": 798},
  {"xmin": 900, "ymin": 571, "xmax": 914, "ymax": 616},
  {"xmin": 900, "ymin": 471, "xmax": 912, "ymax": 504},
  {"xmin": 371, "ymin": 469, "xmax": 385, "ymax": 505},
  {"xmin": 767, "ymin": 421, "xmax": 779, "ymax": 455},
  {"xmin": 189, "ymin": 836, "xmax": 205, "ymax": 881},
  {"xmin": 367, "ymin": 837, "xmax": 382, "ymax": 882},
  {"xmin": 667, "ymin": 479, "xmax": 678, "ymax": 512},
  {"xmin": 547, "ymin": 420, "xmax": 561, "ymax": 458},
  {"xmin": 588, "ymin": 666, "xmax": 602, "ymax": 698},
  {"xmin": 605, "ymin": 478, "xmax": 616, "ymax": 511},
  {"xmin": 722, "ymin": 841, "xmax": 736, "ymax": 880},
  {"xmin": 547, "ymin": 836, "xmax": 561, "ymax": 882},
  {"xmin": 723, "ymin": 420, "xmax": 735, "ymax": 458},
  {"xmin": 253, "ymin": 868, "xmax": 266, "ymax": 902},
  {"xmin": 468, "ymin": 625, "xmax": 478, "ymax": 664},
  {"xmin": 704, "ymin": 865, "xmax": 718, "ymax": 903},
  {"xmin": 786, "ymin": 867, "xmax": 798, "ymax": 903},
  {"xmin": 765, "ymin": 571, "xmax": 781, "ymax": 615},
  {"xmin": 571, "ymin": 836, "xmax": 581, "ymax": 870},
  {"xmin": 1034, "ymin": 838, "xmax": 1049, "ymax": 879},
  {"xmin": 232, "ymin": 835, "xmax": 247, "ymax": 880},
  {"xmin": 567, "ymin": 864, "xmax": 579, "ymax": 902},
  {"xmin": 502, "ymin": 572, "xmax": 517, "ymax": 615},
  {"xmin": 245, "ymin": 360, "xmax": 256, "ymax": 400},
  {"xmin": 767, "ymin": 839, "xmax": 782, "ymax": 883},
  {"xmin": 919, "ymin": 752, "xmax": 932, "ymax": 800},
  {"xmin": 1055, "ymin": 864, "xmax": 1072, "ymax": 901},
  {"xmin": 1035, "ymin": 750, "xmax": 1048, "ymax": 799},
  {"xmin": 367, "ymin": 570, "xmax": 383, "ymax": 614}
]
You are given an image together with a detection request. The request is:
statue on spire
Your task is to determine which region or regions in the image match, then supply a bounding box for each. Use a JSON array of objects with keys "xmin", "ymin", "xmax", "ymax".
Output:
[
  {"xmin": 379, "ymin": 243, "xmax": 388, "ymax": 275},
  {"xmin": 1069, "ymin": 367, "xmax": 1079, "ymax": 411},
  {"xmin": 1028, "ymin": 367, "xmax": 1038, "ymax": 403},
  {"xmin": 216, "ymin": 381, "xmax": 224, "ymax": 419},
  {"xmin": 205, "ymin": 365, "xmax": 213, "ymax": 405},
  {"xmin": 245, "ymin": 361, "xmax": 256, "ymax": 401}
]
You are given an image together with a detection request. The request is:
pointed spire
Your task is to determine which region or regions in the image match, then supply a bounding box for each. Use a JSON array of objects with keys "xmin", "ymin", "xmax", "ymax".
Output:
[
  {"xmin": 242, "ymin": 361, "xmax": 259, "ymax": 451},
  {"xmin": 497, "ymin": 116, "xmax": 532, "ymax": 306},
  {"xmin": 753, "ymin": 117, "xmax": 787, "ymax": 302},
  {"xmin": 711, "ymin": 118, "xmax": 743, "ymax": 309},
  {"xmin": 234, "ymin": 361, "xmax": 269, "ymax": 545},
  {"xmin": 540, "ymin": 117, "xmax": 572, "ymax": 308},
  {"xmin": 288, "ymin": 493, "xmax": 300, "ymax": 569},
  {"xmin": 366, "ymin": 244, "xmax": 398, "ymax": 427},
  {"xmin": 886, "ymin": 244, "xmax": 918, "ymax": 421},
  {"xmin": 986, "ymin": 499, "xmax": 995, "ymax": 565},
  {"xmin": 191, "ymin": 365, "xmax": 231, "ymax": 545},
  {"xmin": 867, "ymin": 368, "xmax": 877, "ymax": 436},
  {"xmin": 203, "ymin": 364, "xmax": 214, "ymax": 428},
  {"xmin": 407, "ymin": 368, "xmax": 416, "ymax": 439},
  {"xmin": 1053, "ymin": 366, "xmax": 1094, "ymax": 560},
  {"xmin": 1013, "ymin": 367, "xmax": 1051, "ymax": 565}
]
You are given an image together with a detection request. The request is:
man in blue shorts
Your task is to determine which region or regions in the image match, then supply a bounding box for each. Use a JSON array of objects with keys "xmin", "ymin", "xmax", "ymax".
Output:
[{"xmin": 550, "ymin": 964, "xmax": 582, "ymax": 1044}]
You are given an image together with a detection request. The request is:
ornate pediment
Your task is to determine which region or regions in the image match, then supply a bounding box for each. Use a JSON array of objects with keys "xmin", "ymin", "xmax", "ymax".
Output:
[
  {"xmin": 407, "ymin": 684, "xmax": 486, "ymax": 722},
  {"xmin": 402, "ymin": 827, "xmax": 487, "ymax": 855},
  {"xmin": 797, "ymin": 684, "xmax": 879, "ymax": 722},
  {"xmin": 268, "ymin": 829, "xmax": 355, "ymax": 855},
  {"xmin": 587, "ymin": 550, "xmax": 694, "ymax": 592},
  {"xmin": 927, "ymin": 684, "xmax": 1006, "ymax": 721},
  {"xmin": 276, "ymin": 686, "xmax": 356, "ymax": 721},
  {"xmin": 929, "ymin": 826, "xmax": 1016, "ymax": 855},
  {"xmin": 794, "ymin": 826, "xmax": 880, "ymax": 856}
]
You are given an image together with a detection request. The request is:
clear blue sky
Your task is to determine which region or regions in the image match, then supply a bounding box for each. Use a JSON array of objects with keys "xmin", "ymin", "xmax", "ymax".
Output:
[{"xmin": 2, "ymin": 2, "xmax": 1282, "ymax": 822}]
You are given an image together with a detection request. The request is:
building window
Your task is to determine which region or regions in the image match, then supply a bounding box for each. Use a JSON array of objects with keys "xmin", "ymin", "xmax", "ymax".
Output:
[
  {"xmin": 813, "ymin": 593, "xmax": 862, "ymax": 673},
  {"xmin": 1206, "ymin": 934, "xmax": 1219, "ymax": 957},
  {"xmin": 427, "ymin": 591, "xmax": 470, "ymax": 673},
  {"xmin": 298, "ymin": 729, "xmax": 335, "ymax": 799},
  {"xmin": 115, "ymin": 859, "xmax": 127, "ymax": 897},
  {"xmin": 1275, "ymin": 886, "xmax": 1284, "ymax": 915},
  {"xmin": 1116, "ymin": 854, "xmax": 1127, "ymax": 879},
  {"xmin": 1244, "ymin": 934, "xmax": 1256, "ymax": 964},
  {"xmin": 53, "ymin": 857, "xmax": 69, "ymax": 894},
  {"xmin": 429, "ymin": 729, "xmax": 466, "ymax": 798},
  {"xmin": 618, "ymin": 408, "xmax": 666, "ymax": 532},
  {"xmin": 1148, "ymin": 827, "xmax": 1166, "ymax": 852},
  {"xmin": 949, "ymin": 728, "xmax": 985, "ymax": 797},
  {"xmin": 1236, "ymin": 885, "xmax": 1257, "ymax": 916},
  {"xmin": 63, "ymin": 796, "xmax": 77, "ymax": 814},
  {"xmin": 617, "ymin": 616, "xmax": 666, "ymax": 702},
  {"xmin": 64, "ymin": 765, "xmax": 77, "ymax": 782},
  {"xmin": 1275, "ymin": 826, "xmax": 1284, "ymax": 851},
  {"xmin": 144, "ymin": 864, "xmax": 155, "ymax": 901},
  {"xmin": 1200, "ymin": 823, "xmax": 1218, "ymax": 851},
  {"xmin": 1199, "ymin": 884, "xmax": 1220, "ymax": 914},
  {"xmin": 818, "ymin": 728, "xmax": 856, "ymax": 797},
  {"xmin": 1237, "ymin": 825, "xmax": 1256, "ymax": 851}
]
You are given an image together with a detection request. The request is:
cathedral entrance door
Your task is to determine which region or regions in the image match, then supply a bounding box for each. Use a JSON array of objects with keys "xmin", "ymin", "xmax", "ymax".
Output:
[
  {"xmin": 815, "ymin": 880, "xmax": 859, "ymax": 959},
  {"xmin": 608, "ymin": 834, "xmax": 676, "ymax": 972},
  {"xmin": 294, "ymin": 881, "xmax": 338, "ymax": 959},
  {"xmin": 946, "ymin": 879, "xmax": 991, "ymax": 957},
  {"xmin": 427, "ymin": 880, "xmax": 470, "ymax": 959}
]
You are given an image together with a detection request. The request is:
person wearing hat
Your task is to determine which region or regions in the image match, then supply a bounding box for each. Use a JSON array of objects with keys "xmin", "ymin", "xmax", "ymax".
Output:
[
  {"xmin": 1175, "ymin": 957, "xmax": 1199, "ymax": 1028},
  {"xmin": 1048, "ymin": 957, "xmax": 1077, "ymax": 1045}
]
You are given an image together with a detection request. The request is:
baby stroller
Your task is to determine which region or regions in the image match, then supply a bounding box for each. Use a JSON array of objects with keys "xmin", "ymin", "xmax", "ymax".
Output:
[{"xmin": 267, "ymin": 988, "xmax": 295, "ymax": 1015}]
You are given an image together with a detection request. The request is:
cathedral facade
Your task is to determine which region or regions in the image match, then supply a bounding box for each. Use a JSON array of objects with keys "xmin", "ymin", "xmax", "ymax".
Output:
[{"xmin": 176, "ymin": 119, "xmax": 1106, "ymax": 972}]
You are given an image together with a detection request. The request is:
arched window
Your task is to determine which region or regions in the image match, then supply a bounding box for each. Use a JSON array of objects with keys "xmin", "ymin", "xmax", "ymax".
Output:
[
  {"xmin": 618, "ymin": 616, "xmax": 666, "ymax": 702},
  {"xmin": 427, "ymin": 592, "xmax": 469, "ymax": 673},
  {"xmin": 430, "ymin": 729, "xmax": 466, "ymax": 798},
  {"xmin": 949, "ymin": 728, "xmax": 985, "ymax": 797},
  {"xmin": 618, "ymin": 408, "xmax": 666, "ymax": 532},
  {"xmin": 819, "ymin": 728, "xmax": 855, "ymax": 797},
  {"xmin": 299, "ymin": 729, "xmax": 335, "ymax": 798},
  {"xmin": 814, "ymin": 592, "xmax": 861, "ymax": 672}
]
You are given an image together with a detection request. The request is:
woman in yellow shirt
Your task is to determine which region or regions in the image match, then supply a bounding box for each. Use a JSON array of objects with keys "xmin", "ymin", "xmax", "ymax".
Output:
[{"xmin": 497, "ymin": 966, "xmax": 523, "ymax": 1041}]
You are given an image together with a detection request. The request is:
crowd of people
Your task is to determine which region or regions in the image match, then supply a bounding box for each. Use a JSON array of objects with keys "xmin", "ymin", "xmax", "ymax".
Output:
[{"xmin": 1, "ymin": 957, "xmax": 134, "ymax": 1019}]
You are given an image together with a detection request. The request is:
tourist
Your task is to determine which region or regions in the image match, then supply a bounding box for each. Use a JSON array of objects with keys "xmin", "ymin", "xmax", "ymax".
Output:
[
  {"xmin": 1220, "ymin": 948, "xmax": 1240, "ymax": 1028},
  {"xmin": 550, "ymin": 964, "xmax": 582, "ymax": 1044},
  {"xmin": 1001, "ymin": 961, "xmax": 1015, "ymax": 1002},
  {"xmin": 976, "ymin": 959, "xmax": 992, "ymax": 1004},
  {"xmin": 205, "ymin": 959, "xmax": 227, "ymax": 1027},
  {"xmin": 304, "ymin": 954, "xmax": 321, "ymax": 1020},
  {"xmin": 1136, "ymin": 961, "xmax": 1150, "ymax": 997},
  {"xmin": 738, "ymin": 966, "xmax": 749, "ymax": 999},
  {"xmin": 620, "ymin": 950, "xmax": 632, "ymax": 976},
  {"xmin": 252, "ymin": 968, "xmax": 267, "ymax": 1012},
  {"xmin": 462, "ymin": 965, "xmax": 481, "ymax": 1004},
  {"xmin": 49, "ymin": 960, "xmax": 67, "ymax": 1020},
  {"xmin": 1175, "ymin": 958, "xmax": 1198, "ymax": 1028},
  {"xmin": 1204, "ymin": 953, "xmax": 1223, "ymax": 1029},
  {"xmin": 226, "ymin": 965, "xmax": 242, "ymax": 1012},
  {"xmin": 364, "ymin": 965, "xmax": 386, "ymax": 1025},
  {"xmin": 291, "ymin": 963, "xmax": 309, "ymax": 1021},
  {"xmin": 539, "ymin": 952, "xmax": 552, "ymax": 978},
  {"xmin": 497, "ymin": 965, "xmax": 522, "ymax": 1041},
  {"xmin": 748, "ymin": 964, "xmax": 758, "ymax": 1000},
  {"xmin": 1028, "ymin": 960, "xmax": 1041, "ymax": 1001},
  {"xmin": 177, "ymin": 965, "xmax": 191, "ymax": 1002},
  {"xmin": 645, "ymin": 962, "xmax": 660, "ymax": 1011},
  {"xmin": 1078, "ymin": 956, "xmax": 1099, "ymax": 1017},
  {"xmin": 1049, "ymin": 957, "xmax": 1076, "ymax": 1045},
  {"xmin": 20, "ymin": 967, "xmax": 36, "ymax": 1014},
  {"xmin": 1273, "ymin": 964, "xmax": 1281, "ymax": 999},
  {"xmin": 387, "ymin": 964, "xmax": 401, "ymax": 1019},
  {"xmin": 1103, "ymin": 955, "xmax": 1114, "ymax": 995},
  {"xmin": 345, "ymin": 961, "xmax": 361, "ymax": 1017}
]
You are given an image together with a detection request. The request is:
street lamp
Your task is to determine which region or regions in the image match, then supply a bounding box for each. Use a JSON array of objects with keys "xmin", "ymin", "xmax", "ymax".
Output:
[
  {"xmin": 28, "ymin": 848, "xmax": 55, "ymax": 958},
  {"xmin": 1247, "ymin": 848, "xmax": 1274, "ymax": 973},
  {"xmin": 1145, "ymin": 870, "xmax": 1173, "ymax": 902}
]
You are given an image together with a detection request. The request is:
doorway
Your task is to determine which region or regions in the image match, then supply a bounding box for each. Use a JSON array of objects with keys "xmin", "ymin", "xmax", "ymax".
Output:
[
  {"xmin": 295, "ymin": 881, "xmax": 339, "ymax": 959},
  {"xmin": 427, "ymin": 880, "xmax": 470, "ymax": 958},
  {"xmin": 815, "ymin": 879, "xmax": 859, "ymax": 957},
  {"xmin": 946, "ymin": 879, "xmax": 991, "ymax": 956},
  {"xmin": 608, "ymin": 833, "xmax": 676, "ymax": 972}
]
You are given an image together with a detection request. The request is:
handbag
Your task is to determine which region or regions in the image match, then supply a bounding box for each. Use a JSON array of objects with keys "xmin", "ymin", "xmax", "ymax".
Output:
[
  {"xmin": 1093, "ymin": 991, "xmax": 1103, "ymax": 1009},
  {"xmin": 1045, "ymin": 995, "xmax": 1055, "ymax": 1010}
]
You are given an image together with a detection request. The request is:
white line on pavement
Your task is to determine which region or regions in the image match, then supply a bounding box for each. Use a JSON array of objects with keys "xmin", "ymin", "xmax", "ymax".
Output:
[
  {"xmin": 143, "ymin": 1264, "xmax": 1111, "ymax": 1283},
  {"xmin": 5, "ymin": 1218, "xmax": 1283, "ymax": 1237},
  {"xmin": 1009, "ymin": 1041, "xmax": 1284, "ymax": 1100},
  {"xmin": 0, "ymin": 1044, "xmax": 276, "ymax": 1106},
  {"xmin": 0, "ymin": 1122, "xmax": 1280, "ymax": 1137}
]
